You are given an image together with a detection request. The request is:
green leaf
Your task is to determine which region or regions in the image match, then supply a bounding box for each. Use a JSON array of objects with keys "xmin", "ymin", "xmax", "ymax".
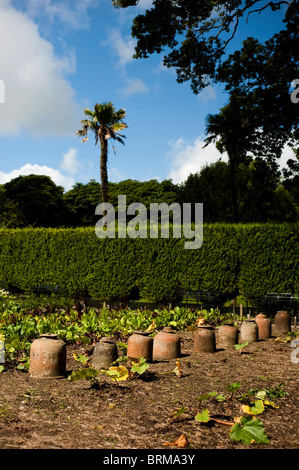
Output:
[
  {"xmin": 131, "ymin": 357, "xmax": 149, "ymax": 375},
  {"xmin": 230, "ymin": 416, "xmax": 270, "ymax": 445},
  {"xmin": 101, "ymin": 366, "xmax": 130, "ymax": 381},
  {"xmin": 216, "ymin": 394, "xmax": 226, "ymax": 402},
  {"xmin": 255, "ymin": 390, "xmax": 267, "ymax": 400},
  {"xmin": 234, "ymin": 341, "xmax": 249, "ymax": 351},
  {"xmin": 226, "ymin": 382, "xmax": 242, "ymax": 394},
  {"xmin": 0, "ymin": 365, "xmax": 4, "ymax": 373},
  {"xmin": 242, "ymin": 399, "xmax": 265, "ymax": 415},
  {"xmin": 196, "ymin": 391, "xmax": 217, "ymax": 402},
  {"xmin": 195, "ymin": 408, "xmax": 211, "ymax": 423},
  {"xmin": 172, "ymin": 406, "xmax": 188, "ymax": 419},
  {"xmin": 116, "ymin": 342, "xmax": 128, "ymax": 355},
  {"xmin": 68, "ymin": 367, "xmax": 99, "ymax": 382}
]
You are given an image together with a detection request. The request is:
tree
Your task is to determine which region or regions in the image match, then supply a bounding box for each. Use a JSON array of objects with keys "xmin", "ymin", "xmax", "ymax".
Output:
[
  {"xmin": 179, "ymin": 159, "xmax": 298, "ymax": 223},
  {"xmin": 63, "ymin": 180, "xmax": 102, "ymax": 226},
  {"xmin": 178, "ymin": 161, "xmax": 232, "ymax": 222},
  {"xmin": 4, "ymin": 175, "xmax": 67, "ymax": 227},
  {"xmin": 203, "ymin": 95, "xmax": 255, "ymax": 222},
  {"xmin": 216, "ymin": 5, "xmax": 299, "ymax": 157},
  {"xmin": 77, "ymin": 102, "xmax": 128, "ymax": 204},
  {"xmin": 282, "ymin": 147, "xmax": 299, "ymax": 207},
  {"xmin": 111, "ymin": 0, "xmax": 295, "ymax": 94},
  {"xmin": 0, "ymin": 186, "xmax": 25, "ymax": 228}
]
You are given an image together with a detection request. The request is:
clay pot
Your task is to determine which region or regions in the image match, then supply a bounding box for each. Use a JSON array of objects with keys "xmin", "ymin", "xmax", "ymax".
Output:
[
  {"xmin": 29, "ymin": 334, "xmax": 66, "ymax": 379},
  {"xmin": 274, "ymin": 311, "xmax": 291, "ymax": 336},
  {"xmin": 255, "ymin": 313, "xmax": 271, "ymax": 340},
  {"xmin": 127, "ymin": 331, "xmax": 153, "ymax": 361},
  {"xmin": 153, "ymin": 327, "xmax": 181, "ymax": 361},
  {"xmin": 240, "ymin": 320, "xmax": 258, "ymax": 344},
  {"xmin": 91, "ymin": 337, "xmax": 118, "ymax": 370},
  {"xmin": 194, "ymin": 325, "xmax": 216, "ymax": 353},
  {"xmin": 217, "ymin": 323, "xmax": 238, "ymax": 349}
]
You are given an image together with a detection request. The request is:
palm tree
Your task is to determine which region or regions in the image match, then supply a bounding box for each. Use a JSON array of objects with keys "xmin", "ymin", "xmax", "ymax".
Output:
[
  {"xmin": 204, "ymin": 98, "xmax": 252, "ymax": 223},
  {"xmin": 77, "ymin": 102, "xmax": 128, "ymax": 205}
]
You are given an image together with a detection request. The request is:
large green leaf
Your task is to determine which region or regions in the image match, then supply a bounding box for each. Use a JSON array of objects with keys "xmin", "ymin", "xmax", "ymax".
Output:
[
  {"xmin": 131, "ymin": 357, "xmax": 149, "ymax": 375},
  {"xmin": 195, "ymin": 409, "xmax": 211, "ymax": 423},
  {"xmin": 230, "ymin": 416, "xmax": 270, "ymax": 445}
]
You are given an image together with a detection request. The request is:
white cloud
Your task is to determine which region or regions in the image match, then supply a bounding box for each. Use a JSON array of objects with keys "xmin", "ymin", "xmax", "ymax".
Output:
[
  {"xmin": 167, "ymin": 136, "xmax": 225, "ymax": 183},
  {"xmin": 279, "ymin": 143, "xmax": 297, "ymax": 171},
  {"xmin": 198, "ymin": 85, "xmax": 217, "ymax": 102},
  {"xmin": 121, "ymin": 77, "xmax": 149, "ymax": 97},
  {"xmin": 0, "ymin": 1, "xmax": 81, "ymax": 136},
  {"xmin": 136, "ymin": 0, "xmax": 154, "ymax": 9},
  {"xmin": 104, "ymin": 29, "xmax": 136, "ymax": 71},
  {"xmin": 103, "ymin": 28, "xmax": 149, "ymax": 97},
  {"xmin": 167, "ymin": 137, "xmax": 296, "ymax": 184},
  {"xmin": 0, "ymin": 163, "xmax": 75, "ymax": 191},
  {"xmin": 60, "ymin": 148, "xmax": 82, "ymax": 175},
  {"xmin": 12, "ymin": 0, "xmax": 97, "ymax": 31}
]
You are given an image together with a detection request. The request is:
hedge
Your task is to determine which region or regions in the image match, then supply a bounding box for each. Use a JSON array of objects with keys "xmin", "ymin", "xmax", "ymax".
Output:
[{"xmin": 0, "ymin": 224, "xmax": 297, "ymax": 301}]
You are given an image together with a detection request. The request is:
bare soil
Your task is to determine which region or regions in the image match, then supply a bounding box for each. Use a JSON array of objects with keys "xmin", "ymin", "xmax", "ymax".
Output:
[{"xmin": 0, "ymin": 331, "xmax": 298, "ymax": 452}]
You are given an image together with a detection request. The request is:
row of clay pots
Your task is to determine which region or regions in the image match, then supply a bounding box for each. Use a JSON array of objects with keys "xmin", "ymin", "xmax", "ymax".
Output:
[
  {"xmin": 88, "ymin": 327, "xmax": 182, "ymax": 370},
  {"xmin": 27, "ymin": 311, "xmax": 293, "ymax": 379},
  {"xmin": 27, "ymin": 327, "xmax": 182, "ymax": 379},
  {"xmin": 194, "ymin": 310, "xmax": 293, "ymax": 353},
  {"xmin": 126, "ymin": 326, "xmax": 181, "ymax": 363}
]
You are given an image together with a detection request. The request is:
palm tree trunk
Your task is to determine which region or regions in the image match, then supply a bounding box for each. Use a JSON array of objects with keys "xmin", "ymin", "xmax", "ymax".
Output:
[
  {"xmin": 227, "ymin": 146, "xmax": 238, "ymax": 223},
  {"xmin": 100, "ymin": 136, "xmax": 109, "ymax": 205}
]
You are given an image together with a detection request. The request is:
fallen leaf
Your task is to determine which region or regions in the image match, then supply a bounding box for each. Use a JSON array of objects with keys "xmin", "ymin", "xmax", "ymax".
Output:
[
  {"xmin": 163, "ymin": 434, "xmax": 189, "ymax": 448},
  {"xmin": 196, "ymin": 317, "xmax": 205, "ymax": 326},
  {"xmin": 146, "ymin": 320, "xmax": 156, "ymax": 333},
  {"xmin": 172, "ymin": 359, "xmax": 183, "ymax": 377}
]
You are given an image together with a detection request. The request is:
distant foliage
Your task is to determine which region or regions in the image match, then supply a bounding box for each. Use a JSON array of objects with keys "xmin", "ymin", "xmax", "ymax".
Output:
[{"xmin": 0, "ymin": 224, "xmax": 297, "ymax": 301}]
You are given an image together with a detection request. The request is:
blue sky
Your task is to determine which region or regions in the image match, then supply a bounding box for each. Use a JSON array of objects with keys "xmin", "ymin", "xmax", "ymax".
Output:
[{"xmin": 0, "ymin": 0, "xmax": 293, "ymax": 192}]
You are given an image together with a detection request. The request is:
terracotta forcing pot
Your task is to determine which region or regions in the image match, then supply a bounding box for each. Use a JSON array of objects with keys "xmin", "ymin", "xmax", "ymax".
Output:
[
  {"xmin": 153, "ymin": 327, "xmax": 181, "ymax": 361},
  {"xmin": 193, "ymin": 325, "xmax": 216, "ymax": 353},
  {"xmin": 29, "ymin": 334, "xmax": 66, "ymax": 379},
  {"xmin": 240, "ymin": 320, "xmax": 258, "ymax": 344},
  {"xmin": 91, "ymin": 337, "xmax": 118, "ymax": 370},
  {"xmin": 255, "ymin": 313, "xmax": 271, "ymax": 340},
  {"xmin": 127, "ymin": 331, "xmax": 153, "ymax": 361},
  {"xmin": 274, "ymin": 311, "xmax": 291, "ymax": 336},
  {"xmin": 217, "ymin": 323, "xmax": 238, "ymax": 349}
]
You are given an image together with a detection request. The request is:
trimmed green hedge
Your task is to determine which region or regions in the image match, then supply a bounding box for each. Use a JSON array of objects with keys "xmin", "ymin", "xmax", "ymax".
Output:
[{"xmin": 0, "ymin": 224, "xmax": 297, "ymax": 301}]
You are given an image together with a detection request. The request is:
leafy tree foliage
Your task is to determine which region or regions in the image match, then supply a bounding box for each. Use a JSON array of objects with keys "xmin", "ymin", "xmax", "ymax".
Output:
[
  {"xmin": 111, "ymin": 0, "xmax": 295, "ymax": 94},
  {"xmin": 63, "ymin": 180, "xmax": 102, "ymax": 226},
  {"xmin": 3, "ymin": 175, "xmax": 68, "ymax": 227},
  {"xmin": 179, "ymin": 159, "xmax": 298, "ymax": 223},
  {"xmin": 216, "ymin": 5, "xmax": 299, "ymax": 158},
  {"xmin": 282, "ymin": 147, "xmax": 299, "ymax": 207},
  {"xmin": 0, "ymin": 186, "xmax": 25, "ymax": 228}
]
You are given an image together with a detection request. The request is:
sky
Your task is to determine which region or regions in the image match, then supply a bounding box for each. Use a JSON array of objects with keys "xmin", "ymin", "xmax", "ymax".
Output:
[{"xmin": 0, "ymin": 0, "xmax": 294, "ymax": 192}]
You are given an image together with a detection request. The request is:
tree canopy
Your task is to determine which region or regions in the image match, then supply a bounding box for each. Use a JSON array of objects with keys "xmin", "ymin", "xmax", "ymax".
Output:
[{"xmin": 111, "ymin": 0, "xmax": 296, "ymax": 94}]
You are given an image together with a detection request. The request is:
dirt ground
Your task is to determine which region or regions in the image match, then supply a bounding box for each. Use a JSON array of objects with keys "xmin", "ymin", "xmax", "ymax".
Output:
[{"xmin": 0, "ymin": 330, "xmax": 298, "ymax": 453}]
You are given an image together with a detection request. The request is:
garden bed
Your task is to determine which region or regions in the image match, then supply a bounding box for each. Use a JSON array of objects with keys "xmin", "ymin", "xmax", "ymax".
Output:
[{"xmin": 0, "ymin": 331, "xmax": 298, "ymax": 451}]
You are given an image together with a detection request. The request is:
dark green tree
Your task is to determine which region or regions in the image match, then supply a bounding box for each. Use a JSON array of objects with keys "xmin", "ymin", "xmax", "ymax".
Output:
[
  {"xmin": 0, "ymin": 186, "xmax": 25, "ymax": 228},
  {"xmin": 178, "ymin": 160, "xmax": 231, "ymax": 222},
  {"xmin": 216, "ymin": 6, "xmax": 299, "ymax": 158},
  {"xmin": 282, "ymin": 147, "xmax": 299, "ymax": 207},
  {"xmin": 63, "ymin": 180, "xmax": 102, "ymax": 226},
  {"xmin": 111, "ymin": 0, "xmax": 295, "ymax": 94},
  {"xmin": 4, "ymin": 175, "xmax": 67, "ymax": 227},
  {"xmin": 203, "ymin": 95, "xmax": 255, "ymax": 222},
  {"xmin": 179, "ymin": 159, "xmax": 298, "ymax": 223}
]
